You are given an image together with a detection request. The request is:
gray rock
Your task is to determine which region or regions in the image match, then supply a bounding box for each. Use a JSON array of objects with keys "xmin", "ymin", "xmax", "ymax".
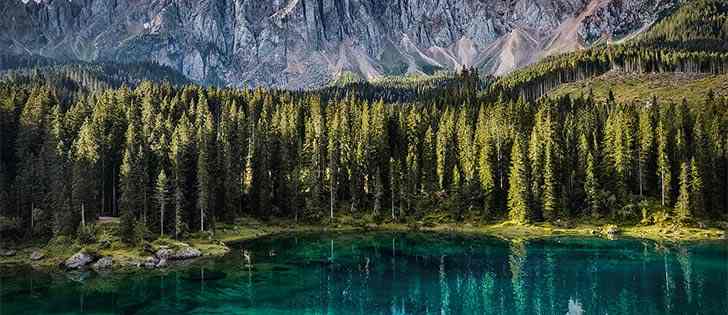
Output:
[
  {"xmin": 64, "ymin": 252, "xmax": 95, "ymax": 269},
  {"xmin": 0, "ymin": 249, "xmax": 16, "ymax": 257},
  {"xmin": 142, "ymin": 256, "xmax": 160, "ymax": 269},
  {"xmin": 156, "ymin": 258, "xmax": 168, "ymax": 268},
  {"xmin": 155, "ymin": 248, "xmax": 175, "ymax": 260},
  {"xmin": 30, "ymin": 250, "xmax": 44, "ymax": 261},
  {"xmin": 172, "ymin": 247, "xmax": 202, "ymax": 260},
  {"xmin": 92, "ymin": 257, "xmax": 113, "ymax": 270},
  {"xmin": 0, "ymin": 0, "xmax": 679, "ymax": 89}
]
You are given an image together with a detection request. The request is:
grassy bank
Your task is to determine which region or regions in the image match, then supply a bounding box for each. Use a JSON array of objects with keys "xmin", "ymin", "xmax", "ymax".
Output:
[
  {"xmin": 548, "ymin": 71, "xmax": 728, "ymax": 104},
  {"xmin": 2, "ymin": 216, "xmax": 726, "ymax": 272}
]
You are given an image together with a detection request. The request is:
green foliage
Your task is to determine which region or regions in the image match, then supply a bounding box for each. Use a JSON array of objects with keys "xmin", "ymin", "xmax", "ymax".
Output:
[
  {"xmin": 1, "ymin": 27, "xmax": 727, "ymax": 243},
  {"xmin": 508, "ymin": 134, "xmax": 530, "ymax": 224},
  {"xmin": 76, "ymin": 223, "xmax": 96, "ymax": 245},
  {"xmin": 675, "ymin": 161, "xmax": 693, "ymax": 223}
]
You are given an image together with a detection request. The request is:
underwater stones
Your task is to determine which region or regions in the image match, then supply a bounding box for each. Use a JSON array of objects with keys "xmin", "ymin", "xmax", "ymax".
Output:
[
  {"xmin": 30, "ymin": 250, "xmax": 44, "ymax": 261},
  {"xmin": 1, "ymin": 249, "xmax": 17, "ymax": 257},
  {"xmin": 92, "ymin": 257, "xmax": 113, "ymax": 270},
  {"xmin": 64, "ymin": 251, "xmax": 96, "ymax": 269}
]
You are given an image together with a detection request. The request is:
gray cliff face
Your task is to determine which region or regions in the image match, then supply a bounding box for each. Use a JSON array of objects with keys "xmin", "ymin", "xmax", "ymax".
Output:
[{"xmin": 1, "ymin": 0, "xmax": 680, "ymax": 88}]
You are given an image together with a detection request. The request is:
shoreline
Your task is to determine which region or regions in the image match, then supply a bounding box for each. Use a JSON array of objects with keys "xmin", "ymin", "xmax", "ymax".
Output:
[{"xmin": 2, "ymin": 220, "xmax": 726, "ymax": 274}]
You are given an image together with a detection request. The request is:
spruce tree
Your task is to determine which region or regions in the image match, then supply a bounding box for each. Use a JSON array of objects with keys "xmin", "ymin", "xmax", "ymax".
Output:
[
  {"xmin": 119, "ymin": 121, "xmax": 146, "ymax": 244},
  {"xmin": 476, "ymin": 107, "xmax": 495, "ymax": 218},
  {"xmin": 638, "ymin": 104, "xmax": 654, "ymax": 198},
  {"xmin": 542, "ymin": 142, "xmax": 558, "ymax": 221},
  {"xmin": 675, "ymin": 161, "xmax": 692, "ymax": 223},
  {"xmin": 656, "ymin": 119, "xmax": 672, "ymax": 206},
  {"xmin": 155, "ymin": 169, "xmax": 172, "ymax": 237},
  {"xmin": 196, "ymin": 109, "xmax": 214, "ymax": 232},
  {"xmin": 585, "ymin": 152, "xmax": 600, "ymax": 218},
  {"xmin": 508, "ymin": 134, "xmax": 530, "ymax": 224},
  {"xmin": 690, "ymin": 157, "xmax": 704, "ymax": 217}
]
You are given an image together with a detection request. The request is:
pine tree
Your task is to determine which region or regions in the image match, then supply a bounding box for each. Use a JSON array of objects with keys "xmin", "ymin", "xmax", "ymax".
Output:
[
  {"xmin": 327, "ymin": 107, "xmax": 342, "ymax": 222},
  {"xmin": 436, "ymin": 110, "xmax": 456, "ymax": 191},
  {"xmin": 421, "ymin": 125, "xmax": 437, "ymax": 194},
  {"xmin": 156, "ymin": 169, "xmax": 173, "ymax": 237},
  {"xmin": 656, "ymin": 119, "xmax": 671, "ymax": 206},
  {"xmin": 171, "ymin": 113, "xmax": 194, "ymax": 239},
  {"xmin": 196, "ymin": 108, "xmax": 214, "ymax": 232},
  {"xmin": 638, "ymin": 104, "xmax": 655, "ymax": 198},
  {"xmin": 303, "ymin": 98, "xmax": 325, "ymax": 218},
  {"xmin": 542, "ymin": 142, "xmax": 558, "ymax": 221},
  {"xmin": 675, "ymin": 161, "xmax": 692, "ymax": 223},
  {"xmin": 476, "ymin": 106, "xmax": 496, "ymax": 218},
  {"xmin": 72, "ymin": 119, "xmax": 100, "ymax": 233},
  {"xmin": 585, "ymin": 152, "xmax": 600, "ymax": 218},
  {"xmin": 456, "ymin": 109, "xmax": 476, "ymax": 184},
  {"xmin": 119, "ymin": 120, "xmax": 146, "ymax": 244},
  {"xmin": 690, "ymin": 157, "xmax": 704, "ymax": 217},
  {"xmin": 508, "ymin": 134, "xmax": 530, "ymax": 224}
]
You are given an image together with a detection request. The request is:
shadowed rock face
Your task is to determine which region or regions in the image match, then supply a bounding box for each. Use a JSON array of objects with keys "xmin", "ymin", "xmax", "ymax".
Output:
[{"xmin": 2, "ymin": 0, "xmax": 680, "ymax": 88}]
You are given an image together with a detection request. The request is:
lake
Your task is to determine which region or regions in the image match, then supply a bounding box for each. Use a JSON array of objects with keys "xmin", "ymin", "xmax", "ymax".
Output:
[{"xmin": 1, "ymin": 232, "xmax": 727, "ymax": 314}]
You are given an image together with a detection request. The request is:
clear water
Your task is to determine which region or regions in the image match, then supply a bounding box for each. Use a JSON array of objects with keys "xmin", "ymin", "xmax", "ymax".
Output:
[{"xmin": 1, "ymin": 232, "xmax": 727, "ymax": 314}]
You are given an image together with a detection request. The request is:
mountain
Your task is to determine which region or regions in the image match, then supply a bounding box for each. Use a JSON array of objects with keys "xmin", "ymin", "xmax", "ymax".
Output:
[{"xmin": 0, "ymin": 0, "xmax": 681, "ymax": 89}]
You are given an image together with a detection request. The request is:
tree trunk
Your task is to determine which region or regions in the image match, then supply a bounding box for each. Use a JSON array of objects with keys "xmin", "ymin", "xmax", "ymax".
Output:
[
  {"xmin": 81, "ymin": 203, "xmax": 86, "ymax": 227},
  {"xmin": 160, "ymin": 203, "xmax": 165, "ymax": 237}
]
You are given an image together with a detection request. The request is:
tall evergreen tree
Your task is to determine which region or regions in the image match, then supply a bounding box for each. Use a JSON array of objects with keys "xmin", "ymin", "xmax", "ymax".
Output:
[
  {"xmin": 155, "ymin": 169, "xmax": 173, "ymax": 237},
  {"xmin": 656, "ymin": 119, "xmax": 672, "ymax": 206},
  {"xmin": 584, "ymin": 152, "xmax": 601, "ymax": 217},
  {"xmin": 508, "ymin": 134, "xmax": 530, "ymax": 224},
  {"xmin": 675, "ymin": 161, "xmax": 692, "ymax": 223}
]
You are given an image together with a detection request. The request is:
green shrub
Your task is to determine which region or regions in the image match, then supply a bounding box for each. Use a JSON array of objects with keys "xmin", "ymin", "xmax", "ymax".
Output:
[
  {"xmin": 76, "ymin": 224, "xmax": 97, "ymax": 245},
  {"xmin": 133, "ymin": 221, "xmax": 150, "ymax": 245}
]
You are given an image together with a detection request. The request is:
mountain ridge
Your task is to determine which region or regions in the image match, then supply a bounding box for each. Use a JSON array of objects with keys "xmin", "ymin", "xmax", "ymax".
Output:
[{"xmin": 0, "ymin": 0, "xmax": 681, "ymax": 88}]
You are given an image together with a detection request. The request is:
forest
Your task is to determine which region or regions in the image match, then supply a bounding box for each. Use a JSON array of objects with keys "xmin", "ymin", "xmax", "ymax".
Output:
[
  {"xmin": 1, "ymin": 0, "xmax": 727, "ymax": 246},
  {"xmin": 0, "ymin": 67, "xmax": 726, "ymax": 244}
]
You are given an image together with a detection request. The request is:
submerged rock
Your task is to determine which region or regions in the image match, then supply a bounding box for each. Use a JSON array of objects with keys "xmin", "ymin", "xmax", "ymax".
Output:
[
  {"xmin": 30, "ymin": 250, "xmax": 44, "ymax": 261},
  {"xmin": 1, "ymin": 249, "xmax": 17, "ymax": 257},
  {"xmin": 92, "ymin": 257, "xmax": 113, "ymax": 270},
  {"xmin": 64, "ymin": 252, "xmax": 96, "ymax": 269}
]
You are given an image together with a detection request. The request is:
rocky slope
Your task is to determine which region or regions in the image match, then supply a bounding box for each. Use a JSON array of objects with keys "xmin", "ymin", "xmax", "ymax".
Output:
[{"xmin": 1, "ymin": 0, "xmax": 681, "ymax": 88}]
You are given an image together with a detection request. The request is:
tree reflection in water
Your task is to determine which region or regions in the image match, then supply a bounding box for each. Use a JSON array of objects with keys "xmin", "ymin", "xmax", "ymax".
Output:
[{"xmin": 1, "ymin": 232, "xmax": 727, "ymax": 314}]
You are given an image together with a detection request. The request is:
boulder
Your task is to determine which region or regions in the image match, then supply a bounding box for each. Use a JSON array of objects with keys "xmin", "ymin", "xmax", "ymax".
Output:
[
  {"xmin": 1, "ymin": 249, "xmax": 17, "ymax": 257},
  {"xmin": 142, "ymin": 256, "xmax": 159, "ymax": 269},
  {"xmin": 172, "ymin": 247, "xmax": 202, "ymax": 260},
  {"xmin": 30, "ymin": 250, "xmax": 44, "ymax": 261},
  {"xmin": 92, "ymin": 257, "xmax": 113, "ymax": 270},
  {"xmin": 155, "ymin": 248, "xmax": 175, "ymax": 260},
  {"xmin": 156, "ymin": 258, "xmax": 168, "ymax": 268},
  {"xmin": 64, "ymin": 252, "xmax": 95, "ymax": 269}
]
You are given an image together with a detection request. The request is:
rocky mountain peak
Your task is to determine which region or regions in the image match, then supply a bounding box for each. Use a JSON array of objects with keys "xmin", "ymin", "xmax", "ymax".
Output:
[{"xmin": 0, "ymin": 0, "xmax": 681, "ymax": 88}]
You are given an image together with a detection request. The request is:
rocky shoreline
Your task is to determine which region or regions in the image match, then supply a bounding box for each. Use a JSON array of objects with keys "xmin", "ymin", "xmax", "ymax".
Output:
[{"xmin": 2, "ymin": 221, "xmax": 726, "ymax": 274}]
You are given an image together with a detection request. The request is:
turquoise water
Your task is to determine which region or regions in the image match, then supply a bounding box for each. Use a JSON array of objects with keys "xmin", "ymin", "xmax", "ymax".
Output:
[{"xmin": 1, "ymin": 232, "xmax": 727, "ymax": 314}]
